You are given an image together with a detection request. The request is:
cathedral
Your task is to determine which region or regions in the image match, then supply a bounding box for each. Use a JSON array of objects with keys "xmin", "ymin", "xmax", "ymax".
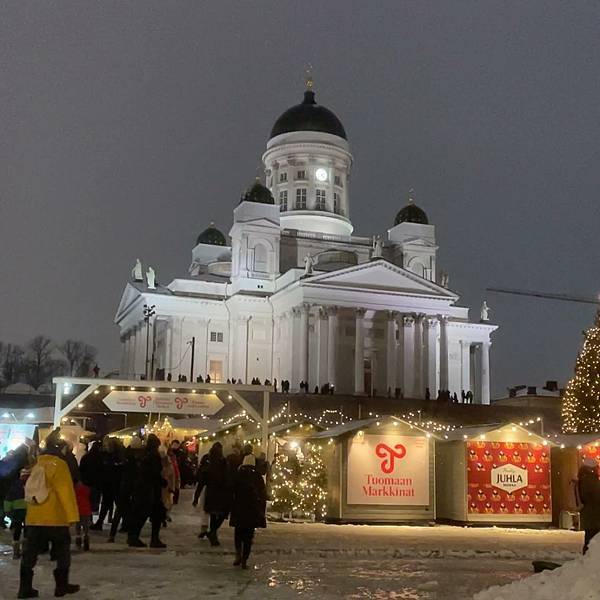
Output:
[{"xmin": 115, "ymin": 80, "xmax": 497, "ymax": 403}]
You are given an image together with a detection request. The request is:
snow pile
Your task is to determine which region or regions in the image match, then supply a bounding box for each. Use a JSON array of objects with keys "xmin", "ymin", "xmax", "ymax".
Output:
[{"xmin": 474, "ymin": 535, "xmax": 598, "ymax": 600}]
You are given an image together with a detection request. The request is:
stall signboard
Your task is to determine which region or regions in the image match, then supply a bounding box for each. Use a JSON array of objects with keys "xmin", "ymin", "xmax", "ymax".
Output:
[
  {"xmin": 0, "ymin": 424, "xmax": 35, "ymax": 458},
  {"xmin": 102, "ymin": 391, "xmax": 224, "ymax": 415},
  {"xmin": 466, "ymin": 441, "xmax": 551, "ymax": 516},
  {"xmin": 347, "ymin": 434, "xmax": 429, "ymax": 505}
]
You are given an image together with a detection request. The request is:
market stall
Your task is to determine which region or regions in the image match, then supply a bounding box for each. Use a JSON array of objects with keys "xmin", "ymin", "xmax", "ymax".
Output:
[
  {"xmin": 308, "ymin": 416, "xmax": 437, "ymax": 524},
  {"xmin": 436, "ymin": 423, "xmax": 554, "ymax": 524}
]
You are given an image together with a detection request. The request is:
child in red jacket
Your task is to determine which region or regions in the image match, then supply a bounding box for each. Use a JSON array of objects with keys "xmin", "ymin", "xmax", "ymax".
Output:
[{"xmin": 75, "ymin": 481, "xmax": 92, "ymax": 551}]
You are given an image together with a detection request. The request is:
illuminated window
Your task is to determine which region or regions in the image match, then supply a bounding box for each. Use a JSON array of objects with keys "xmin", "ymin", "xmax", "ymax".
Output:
[
  {"xmin": 279, "ymin": 190, "xmax": 288, "ymax": 211},
  {"xmin": 316, "ymin": 189, "xmax": 326, "ymax": 210},
  {"xmin": 279, "ymin": 172, "xmax": 288, "ymax": 183},
  {"xmin": 295, "ymin": 188, "xmax": 307, "ymax": 209},
  {"xmin": 296, "ymin": 170, "xmax": 306, "ymax": 180}
]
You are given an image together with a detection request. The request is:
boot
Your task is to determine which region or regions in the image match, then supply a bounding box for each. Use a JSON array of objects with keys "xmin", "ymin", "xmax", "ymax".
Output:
[
  {"xmin": 53, "ymin": 569, "xmax": 80, "ymax": 597},
  {"xmin": 83, "ymin": 536, "xmax": 90, "ymax": 552},
  {"xmin": 127, "ymin": 536, "xmax": 147, "ymax": 548},
  {"xmin": 89, "ymin": 521, "xmax": 103, "ymax": 531},
  {"xmin": 241, "ymin": 540, "xmax": 252, "ymax": 570},
  {"xmin": 17, "ymin": 569, "xmax": 39, "ymax": 599},
  {"xmin": 149, "ymin": 522, "xmax": 166, "ymax": 548},
  {"xmin": 75, "ymin": 536, "xmax": 82, "ymax": 550},
  {"xmin": 149, "ymin": 538, "xmax": 167, "ymax": 549},
  {"xmin": 207, "ymin": 530, "xmax": 220, "ymax": 547},
  {"xmin": 233, "ymin": 538, "xmax": 242, "ymax": 566},
  {"xmin": 13, "ymin": 540, "xmax": 21, "ymax": 560}
]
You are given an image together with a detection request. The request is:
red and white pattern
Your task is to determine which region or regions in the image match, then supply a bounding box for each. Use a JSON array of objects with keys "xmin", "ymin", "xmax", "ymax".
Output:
[{"xmin": 466, "ymin": 441, "xmax": 551, "ymax": 515}]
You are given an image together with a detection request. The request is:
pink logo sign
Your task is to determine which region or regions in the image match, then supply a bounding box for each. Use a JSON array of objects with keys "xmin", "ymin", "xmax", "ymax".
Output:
[
  {"xmin": 138, "ymin": 395, "xmax": 151, "ymax": 408},
  {"xmin": 174, "ymin": 396, "xmax": 188, "ymax": 410},
  {"xmin": 375, "ymin": 442, "xmax": 407, "ymax": 474}
]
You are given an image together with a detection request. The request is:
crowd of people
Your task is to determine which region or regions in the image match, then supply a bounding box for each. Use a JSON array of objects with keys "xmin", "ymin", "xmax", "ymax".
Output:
[{"xmin": 0, "ymin": 430, "xmax": 269, "ymax": 597}]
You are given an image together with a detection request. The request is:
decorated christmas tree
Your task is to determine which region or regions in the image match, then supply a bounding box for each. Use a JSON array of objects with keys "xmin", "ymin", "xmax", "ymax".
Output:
[
  {"xmin": 562, "ymin": 311, "xmax": 600, "ymax": 433},
  {"xmin": 270, "ymin": 450, "xmax": 302, "ymax": 516},
  {"xmin": 297, "ymin": 443, "xmax": 328, "ymax": 520}
]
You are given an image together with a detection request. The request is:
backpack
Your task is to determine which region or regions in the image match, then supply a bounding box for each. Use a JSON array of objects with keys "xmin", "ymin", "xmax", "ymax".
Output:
[{"xmin": 25, "ymin": 462, "xmax": 50, "ymax": 505}]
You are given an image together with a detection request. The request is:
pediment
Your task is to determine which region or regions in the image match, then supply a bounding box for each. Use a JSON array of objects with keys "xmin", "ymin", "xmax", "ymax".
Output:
[
  {"xmin": 114, "ymin": 283, "xmax": 142, "ymax": 323},
  {"xmin": 400, "ymin": 237, "xmax": 438, "ymax": 248},
  {"xmin": 305, "ymin": 259, "xmax": 457, "ymax": 298}
]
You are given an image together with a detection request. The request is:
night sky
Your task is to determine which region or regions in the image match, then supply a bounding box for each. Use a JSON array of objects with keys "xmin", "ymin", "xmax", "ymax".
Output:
[{"xmin": 1, "ymin": 2, "xmax": 599, "ymax": 396}]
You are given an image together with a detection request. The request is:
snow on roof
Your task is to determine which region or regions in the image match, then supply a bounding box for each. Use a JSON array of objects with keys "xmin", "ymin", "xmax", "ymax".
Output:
[
  {"xmin": 309, "ymin": 416, "xmax": 436, "ymax": 439},
  {"xmin": 444, "ymin": 422, "xmax": 555, "ymax": 444}
]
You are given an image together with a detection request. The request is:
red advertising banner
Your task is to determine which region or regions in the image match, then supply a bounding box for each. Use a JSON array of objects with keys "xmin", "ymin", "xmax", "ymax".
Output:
[{"xmin": 466, "ymin": 441, "xmax": 551, "ymax": 516}]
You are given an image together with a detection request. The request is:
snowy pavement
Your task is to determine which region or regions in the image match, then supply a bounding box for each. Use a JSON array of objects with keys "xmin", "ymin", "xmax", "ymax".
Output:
[{"xmin": 0, "ymin": 492, "xmax": 584, "ymax": 599}]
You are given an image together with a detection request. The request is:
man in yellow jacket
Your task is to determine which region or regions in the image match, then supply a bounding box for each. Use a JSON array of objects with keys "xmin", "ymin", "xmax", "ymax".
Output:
[{"xmin": 18, "ymin": 430, "xmax": 80, "ymax": 599}]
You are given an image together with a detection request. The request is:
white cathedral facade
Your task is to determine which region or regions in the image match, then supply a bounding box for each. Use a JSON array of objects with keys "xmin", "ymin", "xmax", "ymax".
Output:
[{"xmin": 115, "ymin": 83, "xmax": 497, "ymax": 403}]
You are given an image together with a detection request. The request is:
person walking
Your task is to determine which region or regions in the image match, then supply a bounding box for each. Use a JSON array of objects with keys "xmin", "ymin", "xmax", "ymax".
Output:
[
  {"xmin": 90, "ymin": 438, "xmax": 120, "ymax": 531},
  {"xmin": 578, "ymin": 458, "xmax": 600, "ymax": 554},
  {"xmin": 74, "ymin": 480, "xmax": 92, "ymax": 552},
  {"xmin": 4, "ymin": 467, "xmax": 29, "ymax": 559},
  {"xmin": 108, "ymin": 437, "xmax": 143, "ymax": 543},
  {"xmin": 201, "ymin": 442, "xmax": 231, "ymax": 547},
  {"xmin": 18, "ymin": 430, "xmax": 80, "ymax": 599},
  {"xmin": 79, "ymin": 441, "xmax": 102, "ymax": 514},
  {"xmin": 229, "ymin": 454, "xmax": 267, "ymax": 569},
  {"xmin": 127, "ymin": 434, "xmax": 166, "ymax": 548}
]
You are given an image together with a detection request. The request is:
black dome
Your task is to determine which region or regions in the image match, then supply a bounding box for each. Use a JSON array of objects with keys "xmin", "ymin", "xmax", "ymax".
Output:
[
  {"xmin": 270, "ymin": 90, "xmax": 347, "ymax": 140},
  {"xmin": 394, "ymin": 201, "xmax": 429, "ymax": 226},
  {"xmin": 196, "ymin": 223, "xmax": 226, "ymax": 246},
  {"xmin": 240, "ymin": 179, "xmax": 275, "ymax": 205}
]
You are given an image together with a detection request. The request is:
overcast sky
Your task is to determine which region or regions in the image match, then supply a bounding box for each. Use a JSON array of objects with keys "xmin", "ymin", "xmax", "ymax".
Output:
[{"xmin": 1, "ymin": 2, "xmax": 599, "ymax": 395}]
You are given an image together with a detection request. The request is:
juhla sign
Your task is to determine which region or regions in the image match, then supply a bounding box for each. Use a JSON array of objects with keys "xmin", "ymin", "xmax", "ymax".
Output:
[
  {"xmin": 347, "ymin": 434, "xmax": 429, "ymax": 505},
  {"xmin": 491, "ymin": 464, "xmax": 528, "ymax": 493},
  {"xmin": 102, "ymin": 391, "xmax": 224, "ymax": 415}
]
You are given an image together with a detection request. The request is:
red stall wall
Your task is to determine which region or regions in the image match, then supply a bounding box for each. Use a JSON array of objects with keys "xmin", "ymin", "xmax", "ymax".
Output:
[{"xmin": 466, "ymin": 440, "xmax": 552, "ymax": 516}]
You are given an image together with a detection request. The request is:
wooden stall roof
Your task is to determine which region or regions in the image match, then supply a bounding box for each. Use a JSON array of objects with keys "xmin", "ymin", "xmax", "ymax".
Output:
[
  {"xmin": 308, "ymin": 416, "xmax": 439, "ymax": 440},
  {"xmin": 444, "ymin": 422, "xmax": 556, "ymax": 445},
  {"xmin": 552, "ymin": 433, "xmax": 600, "ymax": 448}
]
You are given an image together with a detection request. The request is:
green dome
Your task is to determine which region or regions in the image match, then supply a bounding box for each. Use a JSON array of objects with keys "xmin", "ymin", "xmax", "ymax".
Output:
[
  {"xmin": 240, "ymin": 179, "xmax": 275, "ymax": 205},
  {"xmin": 394, "ymin": 200, "xmax": 429, "ymax": 226},
  {"xmin": 196, "ymin": 223, "xmax": 226, "ymax": 246}
]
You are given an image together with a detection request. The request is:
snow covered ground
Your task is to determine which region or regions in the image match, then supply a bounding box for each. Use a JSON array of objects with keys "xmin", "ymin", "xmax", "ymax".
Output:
[{"xmin": 0, "ymin": 491, "xmax": 583, "ymax": 599}]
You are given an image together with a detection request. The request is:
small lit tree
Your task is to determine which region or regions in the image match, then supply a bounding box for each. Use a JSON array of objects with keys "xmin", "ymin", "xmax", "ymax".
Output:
[
  {"xmin": 298, "ymin": 443, "xmax": 328, "ymax": 520},
  {"xmin": 562, "ymin": 311, "xmax": 600, "ymax": 433},
  {"xmin": 270, "ymin": 450, "xmax": 302, "ymax": 517}
]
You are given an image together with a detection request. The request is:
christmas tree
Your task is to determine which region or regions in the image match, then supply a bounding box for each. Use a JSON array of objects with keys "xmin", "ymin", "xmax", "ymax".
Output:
[
  {"xmin": 562, "ymin": 311, "xmax": 600, "ymax": 433},
  {"xmin": 270, "ymin": 450, "xmax": 302, "ymax": 516},
  {"xmin": 297, "ymin": 443, "xmax": 328, "ymax": 519}
]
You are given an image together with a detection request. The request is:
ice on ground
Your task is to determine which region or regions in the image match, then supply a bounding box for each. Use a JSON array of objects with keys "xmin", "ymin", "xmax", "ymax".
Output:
[{"xmin": 475, "ymin": 535, "xmax": 597, "ymax": 600}]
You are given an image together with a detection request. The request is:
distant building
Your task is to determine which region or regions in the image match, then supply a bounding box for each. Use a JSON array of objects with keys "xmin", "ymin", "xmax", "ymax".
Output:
[{"xmin": 115, "ymin": 82, "xmax": 497, "ymax": 402}]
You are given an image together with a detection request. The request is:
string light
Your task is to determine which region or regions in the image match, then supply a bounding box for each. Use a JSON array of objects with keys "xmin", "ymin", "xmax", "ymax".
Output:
[{"xmin": 562, "ymin": 311, "xmax": 600, "ymax": 433}]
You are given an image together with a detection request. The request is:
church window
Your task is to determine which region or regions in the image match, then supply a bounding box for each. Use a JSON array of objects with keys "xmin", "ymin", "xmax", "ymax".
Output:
[
  {"xmin": 334, "ymin": 175, "xmax": 342, "ymax": 186},
  {"xmin": 334, "ymin": 193, "xmax": 341, "ymax": 214},
  {"xmin": 316, "ymin": 189, "xmax": 326, "ymax": 210},
  {"xmin": 210, "ymin": 331, "xmax": 224, "ymax": 343},
  {"xmin": 296, "ymin": 170, "xmax": 307, "ymax": 180},
  {"xmin": 279, "ymin": 172, "xmax": 287, "ymax": 183},
  {"xmin": 253, "ymin": 243, "xmax": 268, "ymax": 272},
  {"xmin": 295, "ymin": 188, "xmax": 307, "ymax": 209},
  {"xmin": 279, "ymin": 190, "xmax": 288, "ymax": 211}
]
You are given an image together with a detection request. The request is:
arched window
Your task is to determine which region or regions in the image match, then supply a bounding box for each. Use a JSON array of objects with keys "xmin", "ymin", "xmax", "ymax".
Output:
[{"xmin": 253, "ymin": 243, "xmax": 268, "ymax": 273}]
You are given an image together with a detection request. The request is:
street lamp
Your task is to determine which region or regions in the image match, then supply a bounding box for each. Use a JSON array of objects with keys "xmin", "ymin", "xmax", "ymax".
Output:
[{"xmin": 143, "ymin": 304, "xmax": 156, "ymax": 380}]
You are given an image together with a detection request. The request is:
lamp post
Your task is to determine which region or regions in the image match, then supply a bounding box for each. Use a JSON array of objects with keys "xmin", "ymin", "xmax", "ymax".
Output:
[{"xmin": 143, "ymin": 304, "xmax": 156, "ymax": 380}]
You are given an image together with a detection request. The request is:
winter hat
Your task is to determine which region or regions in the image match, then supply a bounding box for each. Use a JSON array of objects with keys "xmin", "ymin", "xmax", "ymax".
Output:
[{"xmin": 242, "ymin": 454, "xmax": 256, "ymax": 467}]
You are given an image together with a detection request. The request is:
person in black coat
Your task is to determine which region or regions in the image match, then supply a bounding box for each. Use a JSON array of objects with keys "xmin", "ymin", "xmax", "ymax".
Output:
[
  {"xmin": 229, "ymin": 454, "xmax": 267, "ymax": 568},
  {"xmin": 197, "ymin": 442, "xmax": 231, "ymax": 546},
  {"xmin": 578, "ymin": 459, "xmax": 600, "ymax": 553},
  {"xmin": 127, "ymin": 434, "xmax": 167, "ymax": 548},
  {"xmin": 79, "ymin": 440, "xmax": 103, "ymax": 512}
]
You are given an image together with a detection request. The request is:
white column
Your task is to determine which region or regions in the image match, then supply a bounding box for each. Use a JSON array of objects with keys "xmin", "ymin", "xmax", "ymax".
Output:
[
  {"xmin": 354, "ymin": 308, "xmax": 366, "ymax": 395},
  {"xmin": 299, "ymin": 304, "xmax": 310, "ymax": 387},
  {"xmin": 402, "ymin": 315, "xmax": 414, "ymax": 398},
  {"xmin": 460, "ymin": 341, "xmax": 471, "ymax": 398},
  {"xmin": 135, "ymin": 324, "xmax": 146, "ymax": 380},
  {"xmin": 315, "ymin": 307, "xmax": 328, "ymax": 387},
  {"xmin": 439, "ymin": 316, "xmax": 449, "ymax": 391},
  {"xmin": 386, "ymin": 311, "xmax": 397, "ymax": 396},
  {"xmin": 480, "ymin": 342, "xmax": 491, "ymax": 405},
  {"xmin": 413, "ymin": 314, "xmax": 424, "ymax": 398},
  {"xmin": 424, "ymin": 317, "xmax": 438, "ymax": 398},
  {"xmin": 326, "ymin": 306, "xmax": 338, "ymax": 389}
]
